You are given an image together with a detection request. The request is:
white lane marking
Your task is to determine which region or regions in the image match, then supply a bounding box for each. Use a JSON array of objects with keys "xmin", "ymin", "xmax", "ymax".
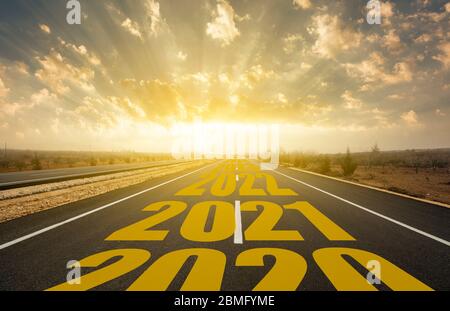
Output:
[
  {"xmin": 234, "ymin": 200, "xmax": 243, "ymax": 244},
  {"xmin": 0, "ymin": 161, "xmax": 220, "ymax": 251},
  {"xmin": 274, "ymin": 170, "xmax": 450, "ymax": 247}
]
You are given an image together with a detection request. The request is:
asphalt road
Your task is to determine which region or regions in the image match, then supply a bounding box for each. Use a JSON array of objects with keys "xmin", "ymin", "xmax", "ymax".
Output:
[
  {"xmin": 0, "ymin": 160, "xmax": 184, "ymax": 190},
  {"xmin": 0, "ymin": 160, "xmax": 448, "ymax": 291}
]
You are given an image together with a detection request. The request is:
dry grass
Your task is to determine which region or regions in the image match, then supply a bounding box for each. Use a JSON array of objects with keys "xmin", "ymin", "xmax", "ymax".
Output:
[
  {"xmin": 0, "ymin": 160, "xmax": 209, "ymax": 223},
  {"xmin": 347, "ymin": 165, "xmax": 450, "ymax": 205},
  {"xmin": 0, "ymin": 149, "xmax": 173, "ymax": 173}
]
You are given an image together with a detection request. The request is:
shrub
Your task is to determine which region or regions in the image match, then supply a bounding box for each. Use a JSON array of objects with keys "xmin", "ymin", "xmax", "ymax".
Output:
[
  {"xmin": 90, "ymin": 157, "xmax": 97, "ymax": 166},
  {"xmin": 0, "ymin": 160, "xmax": 10, "ymax": 169},
  {"xmin": 31, "ymin": 154, "xmax": 42, "ymax": 170},
  {"xmin": 318, "ymin": 156, "xmax": 331, "ymax": 174},
  {"xmin": 14, "ymin": 161, "xmax": 26, "ymax": 171},
  {"xmin": 340, "ymin": 148, "xmax": 358, "ymax": 176}
]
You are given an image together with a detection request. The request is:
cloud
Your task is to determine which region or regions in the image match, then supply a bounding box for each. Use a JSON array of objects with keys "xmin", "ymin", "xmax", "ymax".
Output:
[
  {"xmin": 12, "ymin": 62, "xmax": 30, "ymax": 75},
  {"xmin": 206, "ymin": 0, "xmax": 240, "ymax": 46},
  {"xmin": 401, "ymin": 110, "xmax": 419, "ymax": 125},
  {"xmin": 381, "ymin": 1, "xmax": 394, "ymax": 24},
  {"xmin": 433, "ymin": 42, "xmax": 450, "ymax": 69},
  {"xmin": 0, "ymin": 77, "xmax": 9, "ymax": 97},
  {"xmin": 387, "ymin": 93, "xmax": 406, "ymax": 100},
  {"xmin": 145, "ymin": 0, "xmax": 164, "ymax": 36},
  {"xmin": 238, "ymin": 64, "xmax": 275, "ymax": 89},
  {"xmin": 341, "ymin": 91, "xmax": 362, "ymax": 109},
  {"xmin": 34, "ymin": 49, "xmax": 96, "ymax": 94},
  {"xmin": 57, "ymin": 38, "xmax": 102, "ymax": 66},
  {"xmin": 309, "ymin": 14, "xmax": 362, "ymax": 59},
  {"xmin": 382, "ymin": 30, "xmax": 403, "ymax": 53},
  {"xmin": 435, "ymin": 108, "xmax": 446, "ymax": 117},
  {"xmin": 1, "ymin": 102, "xmax": 20, "ymax": 116},
  {"xmin": 39, "ymin": 24, "xmax": 51, "ymax": 34},
  {"xmin": 177, "ymin": 51, "xmax": 187, "ymax": 61},
  {"xmin": 119, "ymin": 78, "xmax": 184, "ymax": 122},
  {"xmin": 382, "ymin": 62, "xmax": 412, "ymax": 84},
  {"xmin": 58, "ymin": 38, "xmax": 102, "ymax": 66},
  {"xmin": 30, "ymin": 88, "xmax": 57, "ymax": 107},
  {"xmin": 74, "ymin": 97, "xmax": 119, "ymax": 129},
  {"xmin": 293, "ymin": 0, "xmax": 312, "ymax": 10},
  {"xmin": 121, "ymin": 18, "xmax": 142, "ymax": 39},
  {"xmin": 414, "ymin": 33, "xmax": 432, "ymax": 43},
  {"xmin": 283, "ymin": 34, "xmax": 303, "ymax": 54},
  {"xmin": 345, "ymin": 53, "xmax": 412, "ymax": 87},
  {"xmin": 108, "ymin": 96, "xmax": 146, "ymax": 119}
]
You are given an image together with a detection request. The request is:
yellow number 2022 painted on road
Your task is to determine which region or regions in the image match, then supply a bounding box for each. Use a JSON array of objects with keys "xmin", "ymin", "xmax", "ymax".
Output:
[
  {"xmin": 47, "ymin": 247, "xmax": 433, "ymax": 291},
  {"xmin": 176, "ymin": 173, "xmax": 297, "ymax": 196}
]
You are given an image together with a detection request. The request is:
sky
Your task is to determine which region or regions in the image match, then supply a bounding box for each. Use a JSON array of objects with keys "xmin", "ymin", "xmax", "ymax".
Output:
[{"xmin": 0, "ymin": 0, "xmax": 449, "ymax": 153}]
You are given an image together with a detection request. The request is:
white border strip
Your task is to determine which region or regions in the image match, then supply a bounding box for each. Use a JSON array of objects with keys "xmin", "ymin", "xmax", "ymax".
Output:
[
  {"xmin": 0, "ymin": 161, "xmax": 220, "ymax": 251},
  {"xmin": 274, "ymin": 170, "xmax": 450, "ymax": 247}
]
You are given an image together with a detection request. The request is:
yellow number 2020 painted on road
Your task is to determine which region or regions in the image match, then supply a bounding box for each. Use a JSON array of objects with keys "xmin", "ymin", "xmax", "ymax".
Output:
[{"xmin": 47, "ymin": 247, "xmax": 433, "ymax": 291}]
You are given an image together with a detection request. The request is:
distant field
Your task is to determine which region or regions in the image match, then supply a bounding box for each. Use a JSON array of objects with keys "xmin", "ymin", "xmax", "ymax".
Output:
[
  {"xmin": 334, "ymin": 165, "xmax": 448, "ymax": 205},
  {"xmin": 282, "ymin": 148, "xmax": 450, "ymax": 205},
  {"xmin": 0, "ymin": 149, "xmax": 173, "ymax": 173}
]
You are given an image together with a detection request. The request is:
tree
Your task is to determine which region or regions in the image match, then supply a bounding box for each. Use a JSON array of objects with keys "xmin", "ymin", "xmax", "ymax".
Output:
[
  {"xmin": 340, "ymin": 147, "xmax": 358, "ymax": 176},
  {"xmin": 89, "ymin": 157, "xmax": 97, "ymax": 166},
  {"xmin": 0, "ymin": 160, "xmax": 10, "ymax": 169},
  {"xmin": 31, "ymin": 153, "xmax": 42, "ymax": 170},
  {"xmin": 369, "ymin": 143, "xmax": 380, "ymax": 167},
  {"xmin": 318, "ymin": 156, "xmax": 331, "ymax": 174},
  {"xmin": 14, "ymin": 161, "xmax": 26, "ymax": 171}
]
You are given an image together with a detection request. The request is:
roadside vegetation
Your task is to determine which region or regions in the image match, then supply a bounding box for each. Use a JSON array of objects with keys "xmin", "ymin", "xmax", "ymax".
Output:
[
  {"xmin": 0, "ymin": 150, "xmax": 173, "ymax": 173},
  {"xmin": 281, "ymin": 146, "xmax": 450, "ymax": 205}
]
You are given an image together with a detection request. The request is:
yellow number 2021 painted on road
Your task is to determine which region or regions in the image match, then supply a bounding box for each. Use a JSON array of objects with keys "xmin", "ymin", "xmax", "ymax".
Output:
[{"xmin": 106, "ymin": 200, "xmax": 354, "ymax": 242}]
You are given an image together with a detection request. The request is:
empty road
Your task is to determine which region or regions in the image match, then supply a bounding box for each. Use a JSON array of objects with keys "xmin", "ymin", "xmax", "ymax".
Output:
[
  {"xmin": 0, "ymin": 160, "xmax": 448, "ymax": 291},
  {"xmin": 0, "ymin": 160, "xmax": 185, "ymax": 190}
]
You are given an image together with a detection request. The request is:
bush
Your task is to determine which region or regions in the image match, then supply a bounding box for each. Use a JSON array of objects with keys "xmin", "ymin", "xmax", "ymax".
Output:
[
  {"xmin": 318, "ymin": 156, "xmax": 331, "ymax": 174},
  {"xmin": 31, "ymin": 154, "xmax": 42, "ymax": 170},
  {"xmin": 340, "ymin": 148, "xmax": 358, "ymax": 176},
  {"xmin": 90, "ymin": 157, "xmax": 97, "ymax": 166},
  {"xmin": 14, "ymin": 161, "xmax": 26, "ymax": 171},
  {"xmin": 0, "ymin": 160, "xmax": 10, "ymax": 169}
]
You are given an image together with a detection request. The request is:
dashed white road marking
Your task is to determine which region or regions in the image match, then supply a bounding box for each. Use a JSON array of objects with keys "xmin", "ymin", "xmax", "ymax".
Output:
[
  {"xmin": 0, "ymin": 161, "xmax": 221, "ymax": 251},
  {"xmin": 274, "ymin": 170, "xmax": 450, "ymax": 247},
  {"xmin": 234, "ymin": 200, "xmax": 243, "ymax": 244}
]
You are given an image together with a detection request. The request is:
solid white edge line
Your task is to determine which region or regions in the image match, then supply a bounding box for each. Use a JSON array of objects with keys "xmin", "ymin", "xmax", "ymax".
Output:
[
  {"xmin": 0, "ymin": 161, "xmax": 220, "ymax": 251},
  {"xmin": 287, "ymin": 166, "xmax": 450, "ymax": 209},
  {"xmin": 273, "ymin": 170, "xmax": 450, "ymax": 247},
  {"xmin": 234, "ymin": 200, "xmax": 243, "ymax": 244}
]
